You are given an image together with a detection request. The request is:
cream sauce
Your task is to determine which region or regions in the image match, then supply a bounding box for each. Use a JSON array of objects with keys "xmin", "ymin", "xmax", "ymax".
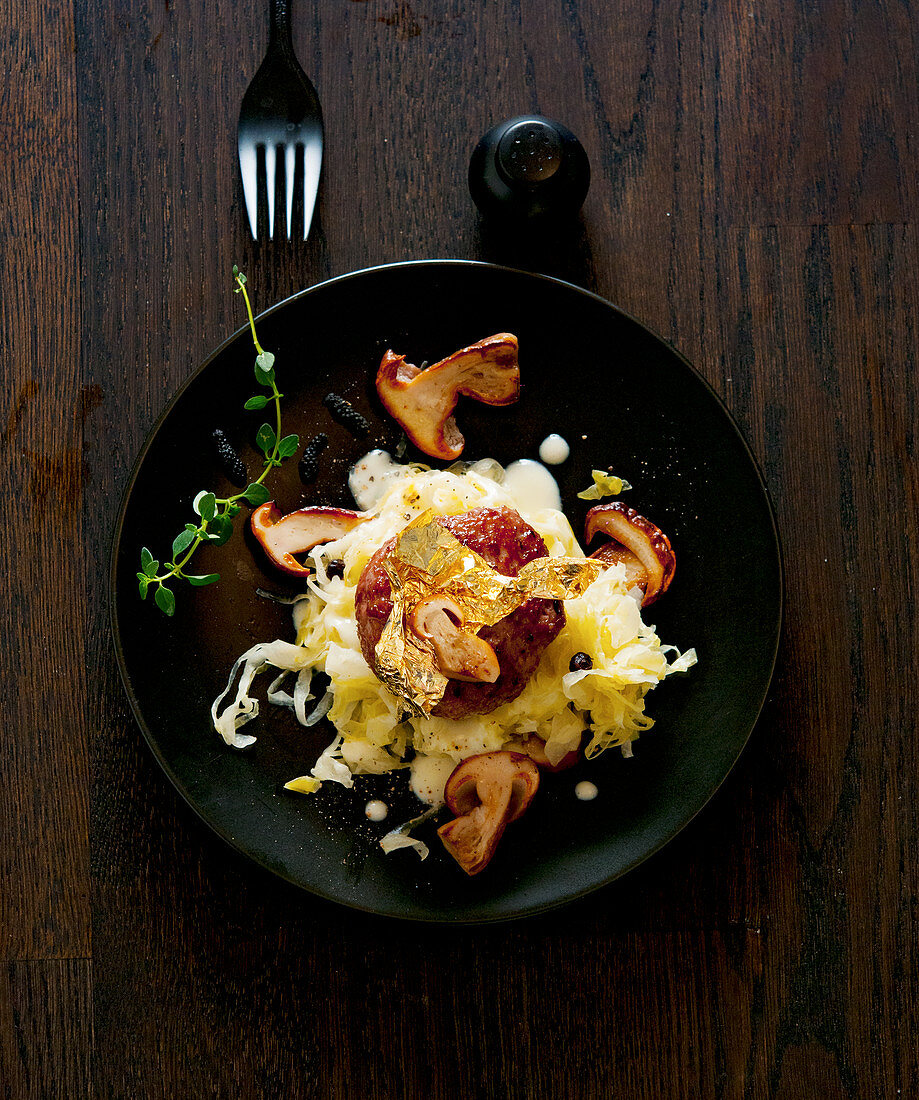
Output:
[
  {"xmin": 410, "ymin": 753, "xmax": 456, "ymax": 807},
  {"xmin": 364, "ymin": 799, "xmax": 389, "ymax": 822},
  {"xmin": 538, "ymin": 434, "xmax": 570, "ymax": 464},
  {"xmin": 575, "ymin": 780, "xmax": 599, "ymax": 801},
  {"xmin": 349, "ymin": 450, "xmax": 407, "ymax": 511},
  {"xmin": 502, "ymin": 459, "xmax": 562, "ymax": 512}
]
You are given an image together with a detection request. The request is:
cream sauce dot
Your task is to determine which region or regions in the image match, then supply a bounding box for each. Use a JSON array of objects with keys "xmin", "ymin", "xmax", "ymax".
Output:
[
  {"xmin": 410, "ymin": 753, "xmax": 456, "ymax": 807},
  {"xmin": 538, "ymin": 434, "xmax": 570, "ymax": 464},
  {"xmin": 364, "ymin": 800, "xmax": 389, "ymax": 822},
  {"xmin": 349, "ymin": 450, "xmax": 406, "ymax": 511},
  {"xmin": 575, "ymin": 781, "xmax": 598, "ymax": 801}
]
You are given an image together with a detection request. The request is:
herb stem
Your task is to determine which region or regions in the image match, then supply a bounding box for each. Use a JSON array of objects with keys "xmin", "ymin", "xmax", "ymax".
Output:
[
  {"xmin": 174, "ymin": 532, "xmax": 206, "ymax": 571},
  {"xmin": 140, "ymin": 268, "xmax": 296, "ymax": 614},
  {"xmin": 236, "ymin": 273, "xmax": 264, "ymax": 355},
  {"xmin": 148, "ymin": 531, "xmax": 206, "ymax": 583}
]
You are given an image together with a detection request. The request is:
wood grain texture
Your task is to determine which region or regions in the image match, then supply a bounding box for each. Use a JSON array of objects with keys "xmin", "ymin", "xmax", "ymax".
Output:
[
  {"xmin": 0, "ymin": 0, "xmax": 90, "ymax": 966},
  {"xmin": 0, "ymin": 961, "xmax": 92, "ymax": 1099},
  {"xmin": 0, "ymin": 0, "xmax": 913, "ymax": 1096}
]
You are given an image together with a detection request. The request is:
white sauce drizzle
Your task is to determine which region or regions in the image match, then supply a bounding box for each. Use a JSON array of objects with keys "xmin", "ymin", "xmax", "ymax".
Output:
[
  {"xmin": 575, "ymin": 780, "xmax": 599, "ymax": 801},
  {"xmin": 501, "ymin": 459, "xmax": 562, "ymax": 512},
  {"xmin": 364, "ymin": 799, "xmax": 389, "ymax": 822},
  {"xmin": 349, "ymin": 450, "xmax": 407, "ymax": 511},
  {"xmin": 410, "ymin": 753, "xmax": 456, "ymax": 807},
  {"xmin": 538, "ymin": 434, "xmax": 570, "ymax": 464}
]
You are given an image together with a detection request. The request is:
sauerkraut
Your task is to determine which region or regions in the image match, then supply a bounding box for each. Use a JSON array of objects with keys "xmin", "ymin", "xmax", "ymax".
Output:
[{"xmin": 212, "ymin": 456, "xmax": 696, "ymax": 788}]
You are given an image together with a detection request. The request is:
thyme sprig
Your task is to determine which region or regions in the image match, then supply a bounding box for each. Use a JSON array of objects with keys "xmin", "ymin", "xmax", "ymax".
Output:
[{"xmin": 137, "ymin": 267, "xmax": 299, "ymax": 615}]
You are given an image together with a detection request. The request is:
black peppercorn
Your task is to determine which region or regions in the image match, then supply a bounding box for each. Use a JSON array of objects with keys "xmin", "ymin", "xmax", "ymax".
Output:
[{"xmin": 569, "ymin": 652, "xmax": 593, "ymax": 672}]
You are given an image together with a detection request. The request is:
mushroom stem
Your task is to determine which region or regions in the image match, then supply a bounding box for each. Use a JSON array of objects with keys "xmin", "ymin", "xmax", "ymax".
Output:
[
  {"xmin": 584, "ymin": 503, "xmax": 676, "ymax": 605},
  {"xmin": 250, "ymin": 503, "xmax": 366, "ymax": 577},
  {"xmin": 437, "ymin": 751, "xmax": 540, "ymax": 874},
  {"xmin": 410, "ymin": 596, "xmax": 500, "ymax": 683},
  {"xmin": 375, "ymin": 333, "xmax": 520, "ymax": 460}
]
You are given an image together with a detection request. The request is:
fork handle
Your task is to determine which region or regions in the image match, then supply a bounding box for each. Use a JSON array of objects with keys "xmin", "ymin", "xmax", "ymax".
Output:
[{"xmin": 269, "ymin": 0, "xmax": 295, "ymax": 55}]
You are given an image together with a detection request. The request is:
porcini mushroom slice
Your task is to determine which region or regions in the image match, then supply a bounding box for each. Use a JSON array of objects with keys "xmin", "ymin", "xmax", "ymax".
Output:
[
  {"xmin": 410, "ymin": 596, "xmax": 500, "ymax": 683},
  {"xmin": 588, "ymin": 540, "xmax": 650, "ymax": 592},
  {"xmin": 438, "ymin": 751, "xmax": 540, "ymax": 875},
  {"xmin": 584, "ymin": 503, "xmax": 676, "ymax": 605},
  {"xmin": 250, "ymin": 503, "xmax": 365, "ymax": 578},
  {"xmin": 375, "ymin": 333, "xmax": 520, "ymax": 461},
  {"xmin": 521, "ymin": 734, "xmax": 581, "ymax": 772}
]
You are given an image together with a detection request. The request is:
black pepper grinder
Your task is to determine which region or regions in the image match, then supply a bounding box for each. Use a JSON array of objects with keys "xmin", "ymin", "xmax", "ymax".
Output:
[{"xmin": 469, "ymin": 115, "xmax": 590, "ymax": 224}]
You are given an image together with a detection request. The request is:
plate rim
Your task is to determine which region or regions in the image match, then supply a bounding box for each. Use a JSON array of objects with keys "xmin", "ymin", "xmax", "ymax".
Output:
[{"xmin": 109, "ymin": 258, "xmax": 784, "ymax": 923}]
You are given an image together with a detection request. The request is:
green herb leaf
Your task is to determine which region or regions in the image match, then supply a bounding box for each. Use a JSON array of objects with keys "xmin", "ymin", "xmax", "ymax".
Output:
[
  {"xmin": 137, "ymin": 274, "xmax": 293, "ymax": 613},
  {"xmin": 193, "ymin": 491, "xmax": 217, "ymax": 521},
  {"xmin": 242, "ymin": 482, "xmax": 270, "ymax": 506},
  {"xmin": 255, "ymin": 423, "xmax": 276, "ymax": 456},
  {"xmin": 277, "ymin": 433, "xmax": 300, "ymax": 459},
  {"xmin": 172, "ymin": 529, "xmax": 195, "ymax": 558},
  {"xmin": 209, "ymin": 514, "xmax": 234, "ymax": 546},
  {"xmin": 154, "ymin": 585, "xmax": 176, "ymax": 616},
  {"xmin": 254, "ymin": 353, "xmax": 276, "ymax": 386}
]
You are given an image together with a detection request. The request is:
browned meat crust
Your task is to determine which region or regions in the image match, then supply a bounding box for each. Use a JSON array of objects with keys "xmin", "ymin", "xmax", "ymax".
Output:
[{"xmin": 354, "ymin": 507, "xmax": 565, "ymax": 718}]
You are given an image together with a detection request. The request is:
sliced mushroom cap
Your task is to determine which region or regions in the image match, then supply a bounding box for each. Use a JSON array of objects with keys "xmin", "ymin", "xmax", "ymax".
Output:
[
  {"xmin": 250, "ymin": 503, "xmax": 365, "ymax": 577},
  {"xmin": 588, "ymin": 541, "xmax": 650, "ymax": 591},
  {"xmin": 410, "ymin": 595, "xmax": 500, "ymax": 683},
  {"xmin": 584, "ymin": 502, "xmax": 676, "ymax": 605},
  {"xmin": 375, "ymin": 333, "xmax": 520, "ymax": 461},
  {"xmin": 437, "ymin": 751, "xmax": 540, "ymax": 875},
  {"xmin": 520, "ymin": 734, "xmax": 581, "ymax": 772}
]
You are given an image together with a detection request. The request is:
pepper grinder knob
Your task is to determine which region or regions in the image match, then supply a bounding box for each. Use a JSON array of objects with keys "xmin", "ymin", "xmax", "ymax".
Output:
[{"xmin": 469, "ymin": 115, "xmax": 590, "ymax": 222}]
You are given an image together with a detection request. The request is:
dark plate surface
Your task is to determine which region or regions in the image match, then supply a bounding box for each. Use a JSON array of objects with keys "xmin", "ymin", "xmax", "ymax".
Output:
[{"xmin": 111, "ymin": 260, "xmax": 782, "ymax": 923}]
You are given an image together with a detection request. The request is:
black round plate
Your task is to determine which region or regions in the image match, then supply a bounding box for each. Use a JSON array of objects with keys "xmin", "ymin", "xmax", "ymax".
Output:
[{"xmin": 112, "ymin": 260, "xmax": 782, "ymax": 923}]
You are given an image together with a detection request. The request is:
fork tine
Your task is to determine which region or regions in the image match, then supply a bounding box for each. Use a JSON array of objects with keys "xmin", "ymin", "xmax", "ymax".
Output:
[
  {"xmin": 265, "ymin": 144, "xmax": 277, "ymax": 240},
  {"xmin": 303, "ymin": 141, "xmax": 322, "ymax": 241},
  {"xmin": 239, "ymin": 142, "xmax": 259, "ymax": 240},
  {"xmin": 284, "ymin": 145, "xmax": 296, "ymax": 240}
]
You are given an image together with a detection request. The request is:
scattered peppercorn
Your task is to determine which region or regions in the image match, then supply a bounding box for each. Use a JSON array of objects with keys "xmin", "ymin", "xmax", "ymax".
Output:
[
  {"xmin": 298, "ymin": 432, "xmax": 329, "ymax": 483},
  {"xmin": 569, "ymin": 652, "xmax": 593, "ymax": 672},
  {"xmin": 325, "ymin": 559, "xmax": 345, "ymax": 579},
  {"xmin": 212, "ymin": 428, "xmax": 248, "ymax": 487},
  {"xmin": 323, "ymin": 392, "xmax": 370, "ymax": 435}
]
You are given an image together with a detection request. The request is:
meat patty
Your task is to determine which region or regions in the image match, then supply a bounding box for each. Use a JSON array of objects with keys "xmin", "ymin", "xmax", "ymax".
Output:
[{"xmin": 355, "ymin": 506, "xmax": 565, "ymax": 718}]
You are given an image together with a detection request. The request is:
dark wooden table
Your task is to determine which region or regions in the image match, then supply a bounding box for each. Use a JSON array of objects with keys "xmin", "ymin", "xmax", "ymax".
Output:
[{"xmin": 3, "ymin": 1, "xmax": 917, "ymax": 1096}]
